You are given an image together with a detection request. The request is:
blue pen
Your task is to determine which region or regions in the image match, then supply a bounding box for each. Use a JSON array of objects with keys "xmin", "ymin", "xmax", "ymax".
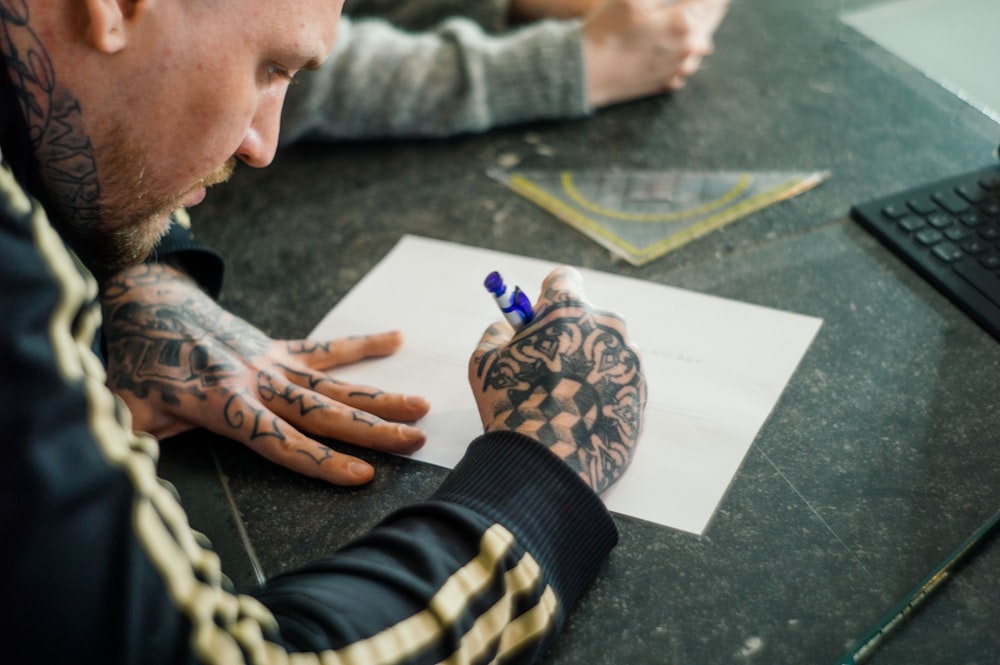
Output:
[{"xmin": 484, "ymin": 271, "xmax": 534, "ymax": 329}]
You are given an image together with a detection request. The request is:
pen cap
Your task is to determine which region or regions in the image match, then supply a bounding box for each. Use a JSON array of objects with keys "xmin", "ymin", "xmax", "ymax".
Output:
[{"xmin": 484, "ymin": 271, "xmax": 506, "ymax": 296}]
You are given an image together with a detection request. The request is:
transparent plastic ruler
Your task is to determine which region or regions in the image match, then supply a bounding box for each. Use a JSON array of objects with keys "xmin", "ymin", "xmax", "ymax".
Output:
[{"xmin": 492, "ymin": 169, "xmax": 830, "ymax": 266}]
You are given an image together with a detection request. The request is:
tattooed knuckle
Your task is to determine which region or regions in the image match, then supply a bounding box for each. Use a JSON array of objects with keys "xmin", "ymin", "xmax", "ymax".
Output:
[{"xmin": 275, "ymin": 438, "xmax": 300, "ymax": 455}]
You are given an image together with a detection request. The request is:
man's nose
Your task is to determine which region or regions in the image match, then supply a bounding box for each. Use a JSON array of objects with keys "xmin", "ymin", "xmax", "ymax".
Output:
[{"xmin": 235, "ymin": 95, "xmax": 283, "ymax": 168}]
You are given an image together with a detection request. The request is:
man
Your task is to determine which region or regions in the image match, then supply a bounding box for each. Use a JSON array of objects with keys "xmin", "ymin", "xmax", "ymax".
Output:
[
  {"xmin": 0, "ymin": 1, "xmax": 647, "ymax": 663},
  {"xmin": 282, "ymin": 0, "xmax": 732, "ymax": 143}
]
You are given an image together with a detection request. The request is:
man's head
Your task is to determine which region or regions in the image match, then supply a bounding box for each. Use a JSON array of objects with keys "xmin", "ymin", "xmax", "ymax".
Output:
[{"xmin": 0, "ymin": 0, "xmax": 342, "ymax": 272}]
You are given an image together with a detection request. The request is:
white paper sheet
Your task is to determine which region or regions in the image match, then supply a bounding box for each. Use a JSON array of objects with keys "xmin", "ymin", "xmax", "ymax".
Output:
[{"xmin": 309, "ymin": 235, "xmax": 822, "ymax": 534}]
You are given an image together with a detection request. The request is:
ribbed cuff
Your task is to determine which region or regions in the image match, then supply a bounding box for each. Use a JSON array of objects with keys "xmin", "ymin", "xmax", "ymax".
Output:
[{"xmin": 432, "ymin": 431, "xmax": 617, "ymax": 611}]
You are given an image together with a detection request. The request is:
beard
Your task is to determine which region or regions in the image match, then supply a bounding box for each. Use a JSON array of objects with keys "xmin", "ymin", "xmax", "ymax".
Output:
[{"xmin": 54, "ymin": 121, "xmax": 235, "ymax": 274}]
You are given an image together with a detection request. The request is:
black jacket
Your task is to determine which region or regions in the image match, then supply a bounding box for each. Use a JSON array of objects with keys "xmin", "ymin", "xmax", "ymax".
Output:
[{"xmin": 0, "ymin": 70, "xmax": 617, "ymax": 664}]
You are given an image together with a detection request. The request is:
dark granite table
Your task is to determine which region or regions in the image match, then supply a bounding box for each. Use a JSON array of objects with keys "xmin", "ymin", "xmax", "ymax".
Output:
[{"xmin": 158, "ymin": 0, "xmax": 1000, "ymax": 662}]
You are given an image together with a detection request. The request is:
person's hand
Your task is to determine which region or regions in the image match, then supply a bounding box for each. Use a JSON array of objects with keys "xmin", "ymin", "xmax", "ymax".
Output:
[
  {"xmin": 469, "ymin": 267, "xmax": 646, "ymax": 494},
  {"xmin": 583, "ymin": 0, "xmax": 731, "ymax": 108},
  {"xmin": 509, "ymin": 0, "xmax": 602, "ymax": 22},
  {"xmin": 100, "ymin": 263, "xmax": 430, "ymax": 485}
]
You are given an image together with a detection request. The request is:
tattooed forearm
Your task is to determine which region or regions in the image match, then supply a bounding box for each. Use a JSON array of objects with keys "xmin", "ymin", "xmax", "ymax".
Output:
[{"xmin": 478, "ymin": 304, "xmax": 644, "ymax": 494}]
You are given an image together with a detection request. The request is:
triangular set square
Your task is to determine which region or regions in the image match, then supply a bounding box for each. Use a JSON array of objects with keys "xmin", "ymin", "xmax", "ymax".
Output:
[{"xmin": 492, "ymin": 169, "xmax": 829, "ymax": 265}]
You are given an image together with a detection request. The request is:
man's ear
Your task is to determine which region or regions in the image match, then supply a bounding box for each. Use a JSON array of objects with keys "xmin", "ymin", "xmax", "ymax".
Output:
[{"xmin": 84, "ymin": 0, "xmax": 131, "ymax": 54}]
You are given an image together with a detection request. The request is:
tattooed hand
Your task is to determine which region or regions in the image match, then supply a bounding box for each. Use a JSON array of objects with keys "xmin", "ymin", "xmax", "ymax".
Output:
[
  {"xmin": 469, "ymin": 267, "xmax": 646, "ymax": 495},
  {"xmin": 100, "ymin": 263, "xmax": 430, "ymax": 485}
]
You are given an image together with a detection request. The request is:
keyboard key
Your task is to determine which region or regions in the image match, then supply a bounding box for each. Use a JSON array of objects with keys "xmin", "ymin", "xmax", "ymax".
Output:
[
  {"xmin": 945, "ymin": 226, "xmax": 971, "ymax": 242},
  {"xmin": 980, "ymin": 225, "xmax": 1000, "ymax": 241},
  {"xmin": 981, "ymin": 174, "xmax": 1000, "ymax": 191},
  {"xmin": 850, "ymin": 165, "xmax": 1000, "ymax": 341},
  {"xmin": 961, "ymin": 211, "xmax": 986, "ymax": 227},
  {"xmin": 899, "ymin": 216, "xmax": 925, "ymax": 232},
  {"xmin": 980, "ymin": 201, "xmax": 1000, "ymax": 217},
  {"xmin": 916, "ymin": 229, "xmax": 943, "ymax": 246},
  {"xmin": 882, "ymin": 203, "xmax": 910, "ymax": 219},
  {"xmin": 958, "ymin": 184, "xmax": 989, "ymax": 203},
  {"xmin": 907, "ymin": 196, "xmax": 938, "ymax": 215},
  {"xmin": 932, "ymin": 190, "xmax": 970, "ymax": 214},
  {"xmin": 927, "ymin": 213, "xmax": 953, "ymax": 229},
  {"xmin": 932, "ymin": 242, "xmax": 964, "ymax": 262},
  {"xmin": 962, "ymin": 239, "xmax": 990, "ymax": 255}
]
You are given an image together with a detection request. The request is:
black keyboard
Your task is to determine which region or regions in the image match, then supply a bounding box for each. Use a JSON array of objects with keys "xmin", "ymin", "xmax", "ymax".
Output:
[{"xmin": 851, "ymin": 165, "xmax": 1000, "ymax": 341}]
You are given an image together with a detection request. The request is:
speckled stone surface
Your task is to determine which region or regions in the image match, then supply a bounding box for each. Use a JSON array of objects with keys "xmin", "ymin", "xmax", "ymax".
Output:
[{"xmin": 158, "ymin": 0, "xmax": 1000, "ymax": 662}]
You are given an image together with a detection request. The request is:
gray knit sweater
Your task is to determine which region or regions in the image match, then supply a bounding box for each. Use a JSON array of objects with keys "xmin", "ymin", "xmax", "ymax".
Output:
[{"xmin": 279, "ymin": 0, "xmax": 591, "ymax": 143}]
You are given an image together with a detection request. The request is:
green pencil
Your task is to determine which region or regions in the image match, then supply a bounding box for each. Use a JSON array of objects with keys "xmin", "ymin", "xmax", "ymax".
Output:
[{"xmin": 835, "ymin": 507, "xmax": 1000, "ymax": 665}]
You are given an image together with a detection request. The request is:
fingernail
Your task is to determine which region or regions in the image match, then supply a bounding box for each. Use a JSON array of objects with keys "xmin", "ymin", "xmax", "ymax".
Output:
[
  {"xmin": 399, "ymin": 424, "xmax": 424, "ymax": 440},
  {"xmin": 350, "ymin": 461, "xmax": 372, "ymax": 478}
]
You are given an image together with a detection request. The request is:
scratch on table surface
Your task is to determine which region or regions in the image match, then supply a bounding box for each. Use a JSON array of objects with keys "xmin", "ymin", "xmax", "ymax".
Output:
[
  {"xmin": 758, "ymin": 447, "xmax": 872, "ymax": 577},
  {"xmin": 212, "ymin": 447, "xmax": 268, "ymax": 588}
]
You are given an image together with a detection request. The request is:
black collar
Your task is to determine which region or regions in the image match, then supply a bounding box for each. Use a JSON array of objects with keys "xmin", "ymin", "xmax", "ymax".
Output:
[{"xmin": 0, "ymin": 60, "xmax": 47, "ymax": 202}]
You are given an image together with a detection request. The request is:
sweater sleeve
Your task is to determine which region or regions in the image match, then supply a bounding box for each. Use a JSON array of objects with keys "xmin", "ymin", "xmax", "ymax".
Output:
[
  {"xmin": 342, "ymin": 0, "xmax": 513, "ymax": 33},
  {"xmin": 279, "ymin": 15, "xmax": 591, "ymax": 143}
]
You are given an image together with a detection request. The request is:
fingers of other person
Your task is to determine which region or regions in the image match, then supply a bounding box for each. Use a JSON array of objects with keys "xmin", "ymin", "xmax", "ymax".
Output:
[
  {"xmin": 509, "ymin": 0, "xmax": 604, "ymax": 22},
  {"xmin": 665, "ymin": 0, "xmax": 730, "ymax": 89},
  {"xmin": 677, "ymin": 0, "xmax": 732, "ymax": 35},
  {"xmin": 584, "ymin": 0, "xmax": 731, "ymax": 106}
]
